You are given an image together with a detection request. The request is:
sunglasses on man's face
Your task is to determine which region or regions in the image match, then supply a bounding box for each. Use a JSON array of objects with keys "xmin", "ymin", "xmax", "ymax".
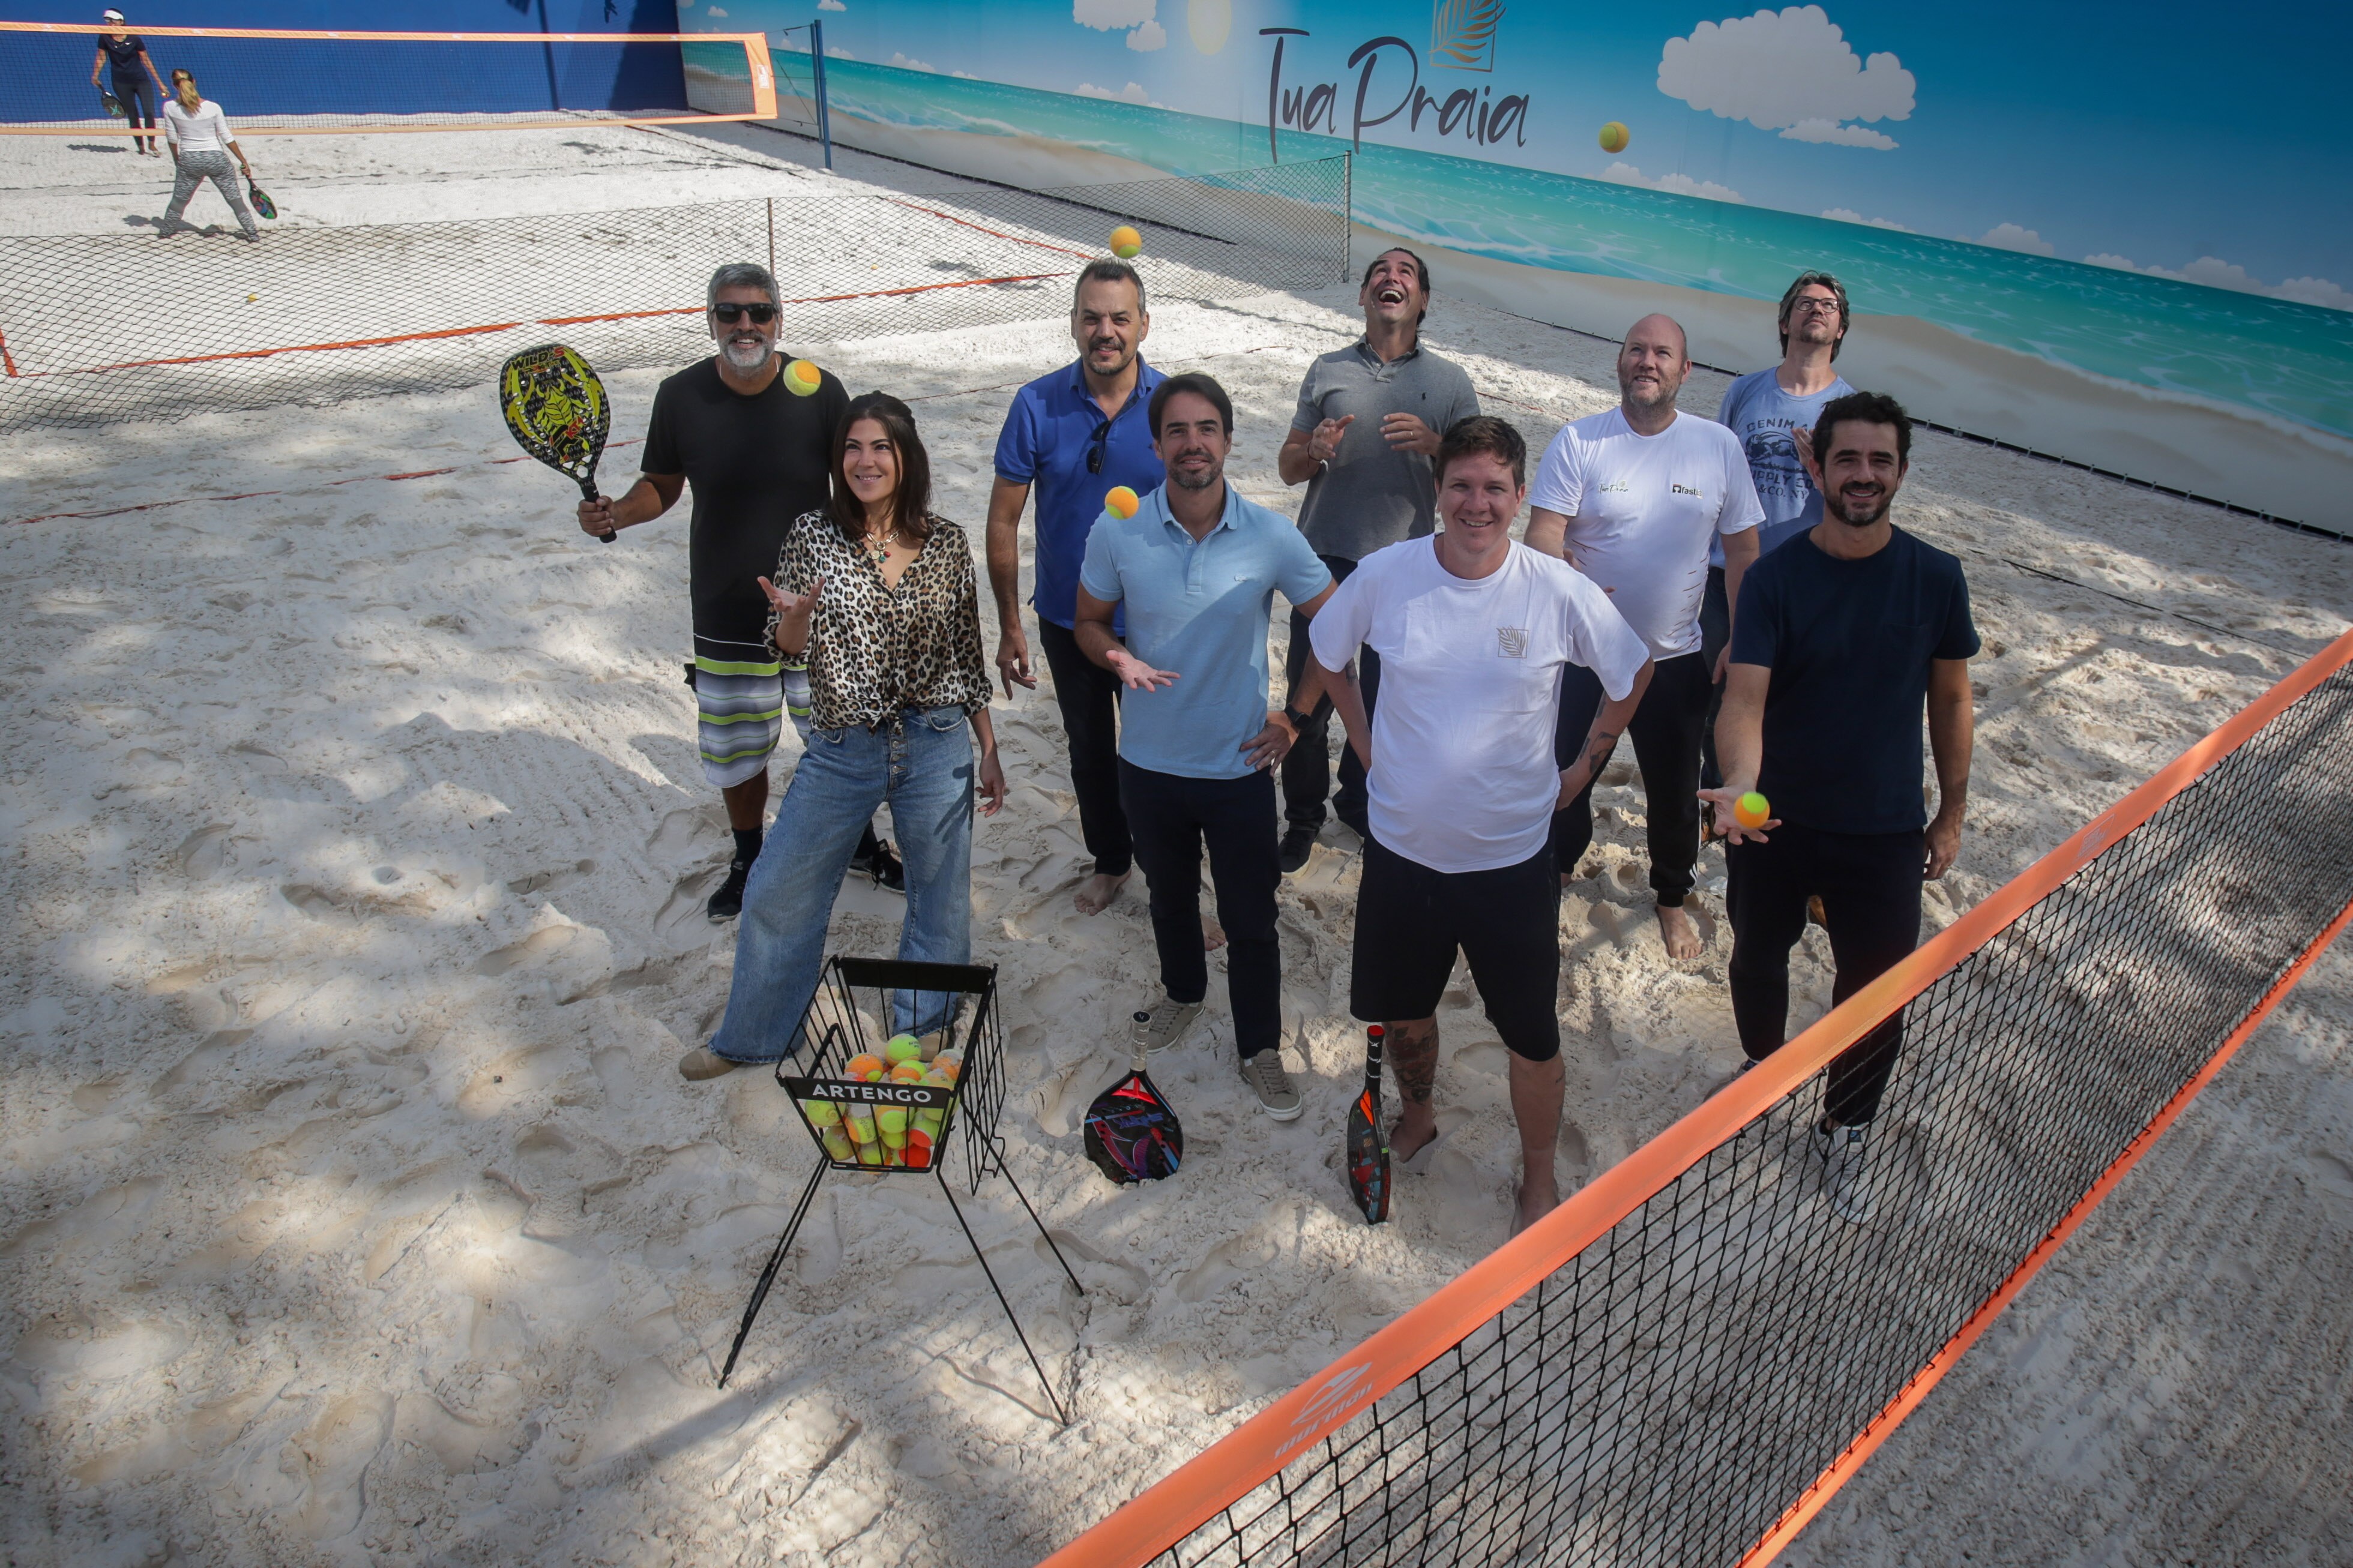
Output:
[{"xmin": 711, "ymin": 302, "xmax": 778, "ymax": 325}]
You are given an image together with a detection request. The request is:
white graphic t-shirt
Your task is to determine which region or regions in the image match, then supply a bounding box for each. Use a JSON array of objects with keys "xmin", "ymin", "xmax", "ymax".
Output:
[
  {"xmin": 1309, "ymin": 537, "xmax": 1650, "ymax": 874},
  {"xmin": 1529, "ymin": 407, "xmax": 1765, "ymax": 659}
]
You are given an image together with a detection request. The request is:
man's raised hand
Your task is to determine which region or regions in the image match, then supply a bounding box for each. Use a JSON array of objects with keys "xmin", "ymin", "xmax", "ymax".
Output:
[{"xmin": 1308, "ymin": 414, "xmax": 1354, "ymax": 465}]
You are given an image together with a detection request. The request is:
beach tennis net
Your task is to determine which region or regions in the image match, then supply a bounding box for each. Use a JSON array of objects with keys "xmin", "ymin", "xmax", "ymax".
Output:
[
  {"xmin": 1041, "ymin": 629, "xmax": 2353, "ymax": 1568},
  {"xmin": 0, "ymin": 156, "xmax": 1349, "ymax": 432}
]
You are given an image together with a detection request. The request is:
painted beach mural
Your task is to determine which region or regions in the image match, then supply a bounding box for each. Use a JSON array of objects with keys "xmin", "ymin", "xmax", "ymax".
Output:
[{"xmin": 684, "ymin": 0, "xmax": 2353, "ymax": 525}]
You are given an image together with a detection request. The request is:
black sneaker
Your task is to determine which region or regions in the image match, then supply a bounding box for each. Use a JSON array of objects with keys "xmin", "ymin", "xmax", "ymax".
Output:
[
  {"xmin": 705, "ymin": 858, "xmax": 751, "ymax": 922},
  {"xmin": 1278, "ymin": 825, "xmax": 1318, "ymax": 874},
  {"xmin": 852, "ymin": 837, "xmax": 906, "ymax": 893}
]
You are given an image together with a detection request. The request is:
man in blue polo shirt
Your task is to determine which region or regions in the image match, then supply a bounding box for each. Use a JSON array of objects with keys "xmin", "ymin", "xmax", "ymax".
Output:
[
  {"xmin": 989, "ymin": 260, "xmax": 1166, "ymax": 919},
  {"xmin": 1075, "ymin": 373, "xmax": 1336, "ymax": 1120}
]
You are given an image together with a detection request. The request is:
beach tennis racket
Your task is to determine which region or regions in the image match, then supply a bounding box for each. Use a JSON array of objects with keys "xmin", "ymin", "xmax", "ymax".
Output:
[
  {"xmin": 1081, "ymin": 1018, "xmax": 1183, "ymax": 1185},
  {"xmin": 246, "ymin": 181, "xmax": 276, "ymax": 221},
  {"xmin": 1345, "ymin": 1024, "xmax": 1391, "ymax": 1224},
  {"xmin": 100, "ymin": 89, "xmax": 125, "ymax": 118},
  {"xmin": 498, "ymin": 343, "xmax": 614, "ymax": 542}
]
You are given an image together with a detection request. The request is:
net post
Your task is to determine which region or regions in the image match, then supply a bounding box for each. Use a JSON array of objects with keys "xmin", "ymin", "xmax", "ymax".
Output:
[
  {"xmin": 810, "ymin": 16, "xmax": 833, "ymax": 170},
  {"xmin": 1342, "ymin": 151, "xmax": 1352, "ymax": 282}
]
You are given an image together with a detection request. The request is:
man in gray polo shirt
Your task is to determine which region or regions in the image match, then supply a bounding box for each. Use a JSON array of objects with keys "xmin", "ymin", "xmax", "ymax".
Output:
[{"xmin": 1276, "ymin": 246, "xmax": 1480, "ymax": 871}]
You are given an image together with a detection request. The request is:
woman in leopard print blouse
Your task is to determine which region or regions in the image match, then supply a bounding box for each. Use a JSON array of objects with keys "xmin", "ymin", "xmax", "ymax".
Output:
[{"xmin": 692, "ymin": 392, "xmax": 1006, "ymax": 1071}]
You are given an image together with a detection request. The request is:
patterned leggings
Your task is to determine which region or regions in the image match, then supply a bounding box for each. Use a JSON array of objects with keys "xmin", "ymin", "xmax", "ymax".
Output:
[{"xmin": 164, "ymin": 149, "xmax": 256, "ymax": 238}]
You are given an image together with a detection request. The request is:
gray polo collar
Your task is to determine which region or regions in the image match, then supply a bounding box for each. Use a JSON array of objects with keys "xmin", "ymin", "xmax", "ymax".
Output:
[{"xmin": 1352, "ymin": 337, "xmax": 1424, "ymax": 377}]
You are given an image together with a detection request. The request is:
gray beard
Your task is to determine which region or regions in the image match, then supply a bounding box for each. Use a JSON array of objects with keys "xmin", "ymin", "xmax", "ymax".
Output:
[{"xmin": 720, "ymin": 338, "xmax": 772, "ymax": 371}]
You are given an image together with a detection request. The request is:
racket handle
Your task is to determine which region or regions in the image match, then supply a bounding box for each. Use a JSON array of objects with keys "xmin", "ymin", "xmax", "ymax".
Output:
[{"xmin": 579, "ymin": 477, "xmax": 615, "ymax": 543}]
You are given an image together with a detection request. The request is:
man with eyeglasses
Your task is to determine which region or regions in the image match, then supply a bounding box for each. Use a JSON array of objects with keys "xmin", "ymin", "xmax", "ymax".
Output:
[
  {"xmin": 989, "ymin": 259, "xmax": 1166, "ymax": 919},
  {"xmin": 1701, "ymin": 272, "xmax": 1856, "ymax": 798},
  {"xmin": 1274, "ymin": 247, "xmax": 1480, "ymax": 871},
  {"xmin": 579, "ymin": 262, "xmax": 894, "ymax": 933}
]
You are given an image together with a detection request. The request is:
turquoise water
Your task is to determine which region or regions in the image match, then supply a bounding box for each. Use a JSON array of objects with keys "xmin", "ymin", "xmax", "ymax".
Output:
[{"xmin": 782, "ymin": 55, "xmax": 2353, "ymax": 443}]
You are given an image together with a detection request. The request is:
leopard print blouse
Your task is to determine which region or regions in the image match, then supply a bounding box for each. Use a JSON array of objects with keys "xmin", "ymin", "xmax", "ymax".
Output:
[{"xmin": 769, "ymin": 509, "xmax": 990, "ymax": 733}]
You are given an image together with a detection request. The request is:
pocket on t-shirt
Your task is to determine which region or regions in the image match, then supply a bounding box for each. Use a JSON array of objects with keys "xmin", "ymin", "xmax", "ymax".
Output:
[{"xmin": 1876, "ymin": 619, "xmax": 1933, "ymax": 663}]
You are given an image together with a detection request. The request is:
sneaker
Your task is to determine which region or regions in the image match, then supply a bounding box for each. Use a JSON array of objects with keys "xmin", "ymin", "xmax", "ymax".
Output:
[
  {"xmin": 1815, "ymin": 1121, "xmax": 1873, "ymax": 1224},
  {"xmin": 1238, "ymin": 1051, "xmax": 1304, "ymax": 1120},
  {"xmin": 678, "ymin": 1047, "xmax": 744, "ymax": 1081},
  {"xmin": 1278, "ymin": 825, "xmax": 1318, "ymax": 874},
  {"xmin": 851, "ymin": 836, "xmax": 906, "ymax": 893},
  {"xmin": 705, "ymin": 858, "xmax": 751, "ymax": 922},
  {"xmin": 1129, "ymin": 998, "xmax": 1203, "ymax": 1056}
]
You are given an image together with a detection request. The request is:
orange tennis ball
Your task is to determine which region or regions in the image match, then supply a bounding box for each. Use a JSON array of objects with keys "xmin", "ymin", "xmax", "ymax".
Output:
[
  {"xmin": 889, "ymin": 1062, "xmax": 925, "ymax": 1083},
  {"xmin": 1109, "ymin": 224, "xmax": 1143, "ymax": 259},
  {"xmin": 1734, "ymin": 792, "xmax": 1771, "ymax": 830},
  {"xmin": 843, "ymin": 1053, "xmax": 885, "ymax": 1080},
  {"xmin": 1104, "ymin": 485, "xmax": 1140, "ymax": 520},
  {"xmin": 783, "ymin": 357, "xmax": 822, "ymax": 397},
  {"xmin": 1599, "ymin": 121, "xmax": 1630, "ymax": 154}
]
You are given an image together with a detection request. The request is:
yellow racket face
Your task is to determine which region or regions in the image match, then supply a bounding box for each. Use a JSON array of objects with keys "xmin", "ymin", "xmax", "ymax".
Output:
[{"xmin": 499, "ymin": 343, "xmax": 609, "ymax": 487}]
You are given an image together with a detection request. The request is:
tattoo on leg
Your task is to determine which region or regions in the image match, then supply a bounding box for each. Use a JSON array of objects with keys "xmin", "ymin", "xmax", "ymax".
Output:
[{"xmin": 1390, "ymin": 1018, "xmax": 1438, "ymax": 1104}]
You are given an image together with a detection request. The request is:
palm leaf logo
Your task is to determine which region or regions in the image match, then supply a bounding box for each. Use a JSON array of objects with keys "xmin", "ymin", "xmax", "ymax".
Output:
[{"xmin": 1430, "ymin": 0, "xmax": 1503, "ymax": 71}]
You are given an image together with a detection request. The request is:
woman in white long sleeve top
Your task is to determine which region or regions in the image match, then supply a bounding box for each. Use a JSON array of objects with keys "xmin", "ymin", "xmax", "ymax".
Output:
[{"xmin": 160, "ymin": 68, "xmax": 258, "ymax": 242}]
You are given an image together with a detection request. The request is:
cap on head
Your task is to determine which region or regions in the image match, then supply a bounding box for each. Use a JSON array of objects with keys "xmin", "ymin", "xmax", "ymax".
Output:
[{"xmin": 101, "ymin": 8, "xmax": 126, "ymax": 20}]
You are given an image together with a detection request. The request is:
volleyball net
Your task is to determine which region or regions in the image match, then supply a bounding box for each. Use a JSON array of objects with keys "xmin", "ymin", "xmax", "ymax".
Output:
[
  {"xmin": 0, "ymin": 156, "xmax": 1349, "ymax": 431},
  {"xmin": 1042, "ymin": 626, "xmax": 2353, "ymax": 1568},
  {"xmin": 0, "ymin": 23, "xmax": 771, "ymax": 136}
]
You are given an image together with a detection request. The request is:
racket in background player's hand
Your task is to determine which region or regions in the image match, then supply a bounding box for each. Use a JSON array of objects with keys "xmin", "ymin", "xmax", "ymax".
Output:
[
  {"xmin": 100, "ymin": 88, "xmax": 125, "ymax": 118},
  {"xmin": 246, "ymin": 179, "xmax": 276, "ymax": 220},
  {"xmin": 498, "ymin": 343, "xmax": 614, "ymax": 542},
  {"xmin": 1082, "ymin": 1017, "xmax": 1183, "ymax": 1185}
]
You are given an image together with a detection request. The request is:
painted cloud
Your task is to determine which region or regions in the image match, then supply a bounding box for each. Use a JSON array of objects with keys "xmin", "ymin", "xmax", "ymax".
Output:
[{"xmin": 1660, "ymin": 6, "xmax": 1912, "ymax": 149}]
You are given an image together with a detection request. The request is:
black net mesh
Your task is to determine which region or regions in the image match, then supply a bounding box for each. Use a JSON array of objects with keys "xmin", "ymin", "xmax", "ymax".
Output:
[
  {"xmin": 1134, "ymin": 665, "xmax": 2353, "ymax": 1568},
  {"xmin": 0, "ymin": 156, "xmax": 1349, "ymax": 433}
]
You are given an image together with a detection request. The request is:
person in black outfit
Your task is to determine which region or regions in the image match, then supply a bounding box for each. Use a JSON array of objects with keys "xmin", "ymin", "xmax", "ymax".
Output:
[
  {"xmin": 1702, "ymin": 390, "xmax": 1977, "ymax": 1225},
  {"xmin": 91, "ymin": 11, "xmax": 166, "ymax": 157},
  {"xmin": 577, "ymin": 262, "xmax": 896, "ymax": 920}
]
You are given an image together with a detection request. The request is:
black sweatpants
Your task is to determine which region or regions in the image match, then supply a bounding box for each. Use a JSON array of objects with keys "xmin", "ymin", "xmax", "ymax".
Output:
[
  {"xmin": 1282, "ymin": 552, "xmax": 1378, "ymax": 835},
  {"xmin": 1726, "ymin": 823, "xmax": 1924, "ymax": 1126},
  {"xmin": 1035, "ymin": 615, "xmax": 1131, "ymax": 879},
  {"xmin": 113, "ymin": 72, "xmax": 158, "ymax": 151},
  {"xmin": 1552, "ymin": 650, "xmax": 1711, "ymax": 905},
  {"xmin": 1699, "ymin": 565, "xmax": 1731, "ymax": 792},
  {"xmin": 1119, "ymin": 761, "xmax": 1283, "ymax": 1060}
]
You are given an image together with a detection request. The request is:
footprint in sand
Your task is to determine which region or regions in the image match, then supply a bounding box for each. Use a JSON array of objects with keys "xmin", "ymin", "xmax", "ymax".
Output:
[
  {"xmin": 646, "ymin": 806, "xmax": 707, "ymax": 864},
  {"xmin": 1175, "ymin": 1228, "xmax": 1280, "ymax": 1303},
  {"xmin": 175, "ymin": 823, "xmax": 232, "ymax": 877},
  {"xmin": 1036, "ymin": 1230, "xmax": 1149, "ymax": 1304},
  {"xmin": 473, "ymin": 924, "xmax": 580, "ymax": 976},
  {"xmin": 288, "ymin": 1393, "xmax": 394, "ymax": 1540}
]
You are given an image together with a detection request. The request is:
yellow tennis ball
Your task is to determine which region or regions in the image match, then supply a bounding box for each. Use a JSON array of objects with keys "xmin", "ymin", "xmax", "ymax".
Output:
[
  {"xmin": 1104, "ymin": 485, "xmax": 1140, "ymax": 520},
  {"xmin": 783, "ymin": 357, "xmax": 822, "ymax": 397},
  {"xmin": 1599, "ymin": 121, "xmax": 1630, "ymax": 154},
  {"xmin": 1109, "ymin": 224, "xmax": 1143, "ymax": 259},
  {"xmin": 1734, "ymin": 792, "xmax": 1771, "ymax": 830},
  {"xmin": 884, "ymin": 1033, "xmax": 923, "ymax": 1065},
  {"xmin": 245, "ymin": 293, "xmax": 258, "ymax": 302}
]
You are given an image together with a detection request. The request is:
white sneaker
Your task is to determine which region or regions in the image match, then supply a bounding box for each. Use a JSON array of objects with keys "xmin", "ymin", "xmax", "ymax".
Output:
[
  {"xmin": 1238, "ymin": 1051, "xmax": 1304, "ymax": 1121},
  {"xmin": 1815, "ymin": 1122, "xmax": 1873, "ymax": 1225},
  {"xmin": 1129, "ymin": 999, "xmax": 1203, "ymax": 1056}
]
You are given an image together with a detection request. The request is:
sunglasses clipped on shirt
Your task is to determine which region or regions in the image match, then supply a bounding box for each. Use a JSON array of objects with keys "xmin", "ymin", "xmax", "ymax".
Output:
[
  {"xmin": 711, "ymin": 302, "xmax": 779, "ymax": 325},
  {"xmin": 1085, "ymin": 419, "xmax": 1112, "ymax": 474}
]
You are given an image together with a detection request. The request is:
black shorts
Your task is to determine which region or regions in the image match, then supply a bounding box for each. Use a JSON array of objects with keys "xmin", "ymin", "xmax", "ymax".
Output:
[{"xmin": 1349, "ymin": 838, "xmax": 1562, "ymax": 1062}]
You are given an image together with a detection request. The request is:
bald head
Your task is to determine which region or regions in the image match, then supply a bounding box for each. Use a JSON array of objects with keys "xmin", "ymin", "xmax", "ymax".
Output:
[{"xmin": 1616, "ymin": 313, "xmax": 1690, "ymax": 422}]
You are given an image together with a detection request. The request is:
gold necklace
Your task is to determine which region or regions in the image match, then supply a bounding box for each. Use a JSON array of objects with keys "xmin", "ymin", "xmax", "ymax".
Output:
[{"xmin": 863, "ymin": 526, "xmax": 896, "ymax": 567}]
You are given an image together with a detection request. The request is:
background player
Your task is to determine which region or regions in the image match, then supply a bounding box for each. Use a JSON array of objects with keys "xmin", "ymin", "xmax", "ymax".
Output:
[
  {"xmin": 990, "ymin": 260, "xmax": 1166, "ymax": 918},
  {"xmin": 577, "ymin": 262, "xmax": 894, "ymax": 921},
  {"xmin": 1274, "ymin": 247, "xmax": 1479, "ymax": 868},
  {"xmin": 91, "ymin": 10, "xmax": 165, "ymax": 157},
  {"xmin": 1528, "ymin": 314, "xmax": 1763, "ymax": 960},
  {"xmin": 1703, "ymin": 390, "xmax": 1977, "ymax": 1224}
]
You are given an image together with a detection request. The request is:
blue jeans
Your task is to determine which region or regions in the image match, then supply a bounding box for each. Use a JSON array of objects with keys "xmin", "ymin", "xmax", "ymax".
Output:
[{"xmin": 710, "ymin": 705, "xmax": 975, "ymax": 1062}]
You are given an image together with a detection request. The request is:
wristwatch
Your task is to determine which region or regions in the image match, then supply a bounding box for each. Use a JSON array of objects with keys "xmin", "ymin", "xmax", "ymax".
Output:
[{"xmin": 1281, "ymin": 704, "xmax": 1315, "ymax": 733}]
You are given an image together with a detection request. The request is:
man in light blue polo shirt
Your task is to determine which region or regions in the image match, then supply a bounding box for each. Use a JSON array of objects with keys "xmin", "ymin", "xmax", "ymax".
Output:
[
  {"xmin": 1075, "ymin": 373, "xmax": 1336, "ymax": 1120},
  {"xmin": 988, "ymin": 260, "xmax": 1166, "ymax": 920}
]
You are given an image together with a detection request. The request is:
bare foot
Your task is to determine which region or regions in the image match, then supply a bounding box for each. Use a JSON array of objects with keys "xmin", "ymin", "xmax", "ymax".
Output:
[
  {"xmin": 1203, "ymin": 918, "xmax": 1226, "ymax": 952},
  {"xmin": 1389, "ymin": 1102, "xmax": 1439, "ymax": 1163},
  {"xmin": 1074, "ymin": 870, "xmax": 1130, "ymax": 916},
  {"xmin": 1513, "ymin": 1170, "xmax": 1562, "ymax": 1236},
  {"xmin": 1656, "ymin": 903, "xmax": 1702, "ymax": 961}
]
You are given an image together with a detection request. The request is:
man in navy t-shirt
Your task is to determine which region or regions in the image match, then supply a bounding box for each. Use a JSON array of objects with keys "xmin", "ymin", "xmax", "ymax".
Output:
[
  {"xmin": 1703, "ymin": 390, "xmax": 1978, "ymax": 1224},
  {"xmin": 989, "ymin": 260, "xmax": 1166, "ymax": 918}
]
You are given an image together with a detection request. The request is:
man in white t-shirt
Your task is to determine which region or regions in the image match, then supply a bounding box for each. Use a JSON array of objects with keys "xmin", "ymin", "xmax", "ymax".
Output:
[
  {"xmin": 1527, "ymin": 314, "xmax": 1764, "ymax": 960},
  {"xmin": 1300, "ymin": 416, "xmax": 1651, "ymax": 1233}
]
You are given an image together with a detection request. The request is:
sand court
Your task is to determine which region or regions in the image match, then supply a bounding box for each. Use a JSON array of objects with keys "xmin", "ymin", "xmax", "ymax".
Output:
[{"xmin": 4, "ymin": 125, "xmax": 2351, "ymax": 1565}]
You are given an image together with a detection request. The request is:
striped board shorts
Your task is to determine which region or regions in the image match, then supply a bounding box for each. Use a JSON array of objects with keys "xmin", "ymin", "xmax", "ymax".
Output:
[{"xmin": 689, "ymin": 653, "xmax": 786, "ymax": 789}]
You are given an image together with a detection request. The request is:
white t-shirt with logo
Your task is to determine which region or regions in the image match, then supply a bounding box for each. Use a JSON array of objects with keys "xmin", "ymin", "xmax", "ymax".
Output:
[
  {"xmin": 1529, "ymin": 407, "xmax": 1765, "ymax": 659},
  {"xmin": 1309, "ymin": 536, "xmax": 1651, "ymax": 874}
]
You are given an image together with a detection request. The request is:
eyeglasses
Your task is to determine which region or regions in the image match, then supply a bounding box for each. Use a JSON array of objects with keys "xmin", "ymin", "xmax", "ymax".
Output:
[
  {"xmin": 711, "ymin": 302, "xmax": 777, "ymax": 324},
  {"xmin": 1789, "ymin": 297, "xmax": 1843, "ymax": 316},
  {"xmin": 1085, "ymin": 418, "xmax": 1111, "ymax": 475}
]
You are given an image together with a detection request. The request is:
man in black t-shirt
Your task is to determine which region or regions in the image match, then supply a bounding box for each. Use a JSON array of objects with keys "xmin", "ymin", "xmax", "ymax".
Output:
[
  {"xmin": 578, "ymin": 262, "xmax": 890, "ymax": 927},
  {"xmin": 1702, "ymin": 390, "xmax": 1977, "ymax": 1224}
]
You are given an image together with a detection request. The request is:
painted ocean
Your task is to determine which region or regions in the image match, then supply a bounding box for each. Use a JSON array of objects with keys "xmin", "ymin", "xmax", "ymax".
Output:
[{"xmin": 741, "ymin": 53, "xmax": 2353, "ymax": 445}]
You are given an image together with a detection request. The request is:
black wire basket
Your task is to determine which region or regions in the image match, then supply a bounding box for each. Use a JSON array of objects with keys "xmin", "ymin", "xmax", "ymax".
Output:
[{"xmin": 774, "ymin": 956, "xmax": 1004, "ymax": 1192}]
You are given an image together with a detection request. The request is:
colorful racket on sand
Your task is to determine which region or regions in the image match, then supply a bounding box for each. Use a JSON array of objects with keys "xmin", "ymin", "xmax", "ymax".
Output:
[
  {"xmin": 246, "ymin": 180, "xmax": 276, "ymax": 221},
  {"xmin": 1082, "ymin": 1018, "xmax": 1183, "ymax": 1184},
  {"xmin": 498, "ymin": 343, "xmax": 613, "ymax": 542},
  {"xmin": 1345, "ymin": 1024, "xmax": 1391, "ymax": 1224}
]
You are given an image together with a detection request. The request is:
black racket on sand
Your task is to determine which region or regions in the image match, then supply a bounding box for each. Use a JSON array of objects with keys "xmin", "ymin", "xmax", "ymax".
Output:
[
  {"xmin": 498, "ymin": 343, "xmax": 614, "ymax": 542},
  {"xmin": 1346, "ymin": 1024, "xmax": 1391, "ymax": 1224},
  {"xmin": 1082, "ymin": 1014, "xmax": 1183, "ymax": 1184}
]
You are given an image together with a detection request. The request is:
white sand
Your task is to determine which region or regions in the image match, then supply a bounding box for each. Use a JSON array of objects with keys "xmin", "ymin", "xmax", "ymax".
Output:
[{"xmin": 4, "ymin": 124, "xmax": 2351, "ymax": 1566}]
